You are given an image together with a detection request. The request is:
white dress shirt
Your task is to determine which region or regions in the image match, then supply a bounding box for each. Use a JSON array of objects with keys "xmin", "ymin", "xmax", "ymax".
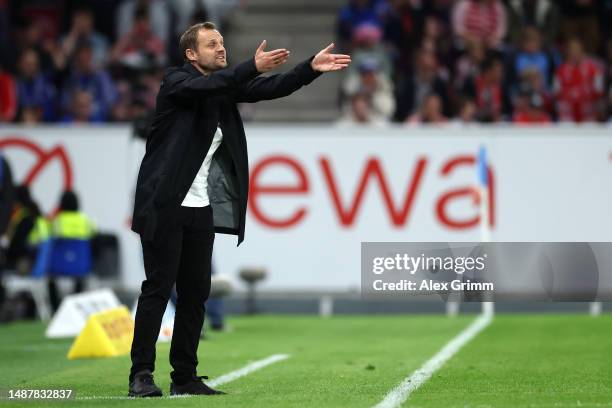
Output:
[{"xmin": 181, "ymin": 127, "xmax": 224, "ymax": 207}]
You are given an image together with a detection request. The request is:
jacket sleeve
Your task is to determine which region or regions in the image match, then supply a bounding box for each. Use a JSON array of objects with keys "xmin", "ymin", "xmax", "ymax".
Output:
[
  {"xmin": 165, "ymin": 58, "xmax": 261, "ymax": 101},
  {"xmin": 234, "ymin": 56, "xmax": 323, "ymax": 103}
]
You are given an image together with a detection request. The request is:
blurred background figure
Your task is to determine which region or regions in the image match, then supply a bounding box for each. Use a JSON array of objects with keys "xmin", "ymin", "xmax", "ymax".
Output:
[
  {"xmin": 406, "ymin": 93, "xmax": 448, "ymax": 125},
  {"xmin": 111, "ymin": 4, "xmax": 166, "ymax": 74},
  {"xmin": 61, "ymin": 90, "xmax": 102, "ymax": 124},
  {"xmin": 452, "ymin": 97, "xmax": 478, "ymax": 125},
  {"xmin": 60, "ymin": 6, "xmax": 110, "ymax": 69},
  {"xmin": 116, "ymin": 0, "xmax": 169, "ymax": 55},
  {"xmin": 0, "ymin": 154, "xmax": 14, "ymax": 308},
  {"xmin": 0, "ymin": 63, "xmax": 17, "ymax": 123},
  {"xmin": 558, "ymin": 0, "xmax": 600, "ymax": 55},
  {"xmin": 61, "ymin": 42, "xmax": 117, "ymax": 122},
  {"xmin": 394, "ymin": 47, "xmax": 449, "ymax": 122},
  {"xmin": 512, "ymin": 88, "xmax": 552, "ymax": 124},
  {"xmin": 506, "ymin": 0, "xmax": 560, "ymax": 48},
  {"xmin": 346, "ymin": 23, "xmax": 392, "ymax": 79},
  {"xmin": 5, "ymin": 186, "xmax": 43, "ymax": 276},
  {"xmin": 16, "ymin": 48, "xmax": 57, "ymax": 123},
  {"xmin": 452, "ymin": 0, "xmax": 507, "ymax": 50},
  {"xmin": 47, "ymin": 190, "xmax": 96, "ymax": 313},
  {"xmin": 453, "ymin": 38, "xmax": 486, "ymax": 99},
  {"xmin": 511, "ymin": 27, "xmax": 556, "ymax": 90},
  {"xmin": 0, "ymin": 0, "xmax": 608, "ymax": 125},
  {"xmin": 463, "ymin": 56, "xmax": 508, "ymax": 122},
  {"xmin": 337, "ymin": 92, "xmax": 388, "ymax": 126},
  {"xmin": 341, "ymin": 58, "xmax": 395, "ymax": 124},
  {"xmin": 554, "ymin": 37, "xmax": 605, "ymax": 122},
  {"xmin": 337, "ymin": 0, "xmax": 385, "ymax": 51}
]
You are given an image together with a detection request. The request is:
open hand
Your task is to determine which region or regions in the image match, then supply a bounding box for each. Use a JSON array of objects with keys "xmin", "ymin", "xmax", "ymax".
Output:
[
  {"xmin": 254, "ymin": 40, "xmax": 290, "ymax": 73},
  {"xmin": 311, "ymin": 43, "xmax": 351, "ymax": 72}
]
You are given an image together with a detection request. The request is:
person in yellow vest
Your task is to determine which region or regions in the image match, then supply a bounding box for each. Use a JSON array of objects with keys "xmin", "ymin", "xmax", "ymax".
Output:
[{"xmin": 48, "ymin": 190, "xmax": 96, "ymax": 312}]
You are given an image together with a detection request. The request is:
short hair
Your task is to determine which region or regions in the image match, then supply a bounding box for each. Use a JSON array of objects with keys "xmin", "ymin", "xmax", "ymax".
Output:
[
  {"xmin": 179, "ymin": 22, "xmax": 217, "ymax": 61},
  {"xmin": 59, "ymin": 190, "xmax": 79, "ymax": 211}
]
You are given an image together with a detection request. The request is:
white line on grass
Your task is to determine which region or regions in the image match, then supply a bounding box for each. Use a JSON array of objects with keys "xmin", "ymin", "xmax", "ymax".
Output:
[
  {"xmin": 373, "ymin": 313, "xmax": 492, "ymax": 408},
  {"xmin": 75, "ymin": 353, "xmax": 290, "ymax": 400},
  {"xmin": 207, "ymin": 353, "xmax": 290, "ymax": 387}
]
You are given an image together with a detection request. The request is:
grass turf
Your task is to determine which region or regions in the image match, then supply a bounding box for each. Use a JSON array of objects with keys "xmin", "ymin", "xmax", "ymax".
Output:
[{"xmin": 0, "ymin": 314, "xmax": 610, "ymax": 407}]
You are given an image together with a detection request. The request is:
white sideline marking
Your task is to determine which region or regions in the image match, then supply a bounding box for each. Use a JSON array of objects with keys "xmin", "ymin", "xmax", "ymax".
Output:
[
  {"xmin": 207, "ymin": 353, "xmax": 289, "ymax": 387},
  {"xmin": 373, "ymin": 313, "xmax": 492, "ymax": 408},
  {"xmin": 75, "ymin": 353, "xmax": 290, "ymax": 400}
]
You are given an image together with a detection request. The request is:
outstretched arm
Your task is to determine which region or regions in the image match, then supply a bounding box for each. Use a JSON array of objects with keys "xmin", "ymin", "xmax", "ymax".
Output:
[
  {"xmin": 164, "ymin": 40, "xmax": 290, "ymax": 102},
  {"xmin": 164, "ymin": 59, "xmax": 260, "ymax": 101},
  {"xmin": 235, "ymin": 43, "xmax": 351, "ymax": 103}
]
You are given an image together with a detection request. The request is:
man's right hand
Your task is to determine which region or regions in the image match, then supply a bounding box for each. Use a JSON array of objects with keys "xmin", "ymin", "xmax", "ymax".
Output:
[{"xmin": 254, "ymin": 40, "xmax": 290, "ymax": 73}]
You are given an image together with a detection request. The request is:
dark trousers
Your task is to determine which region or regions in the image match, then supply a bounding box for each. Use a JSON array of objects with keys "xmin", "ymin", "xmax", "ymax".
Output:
[{"xmin": 130, "ymin": 205, "xmax": 215, "ymax": 384}]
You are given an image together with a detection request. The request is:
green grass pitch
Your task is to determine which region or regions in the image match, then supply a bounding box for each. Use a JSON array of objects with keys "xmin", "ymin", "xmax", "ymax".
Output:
[{"xmin": 0, "ymin": 314, "xmax": 610, "ymax": 407}]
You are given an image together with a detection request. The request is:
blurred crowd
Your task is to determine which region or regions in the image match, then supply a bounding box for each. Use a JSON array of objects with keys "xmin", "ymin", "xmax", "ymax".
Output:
[
  {"xmin": 0, "ymin": 0, "xmax": 240, "ymax": 124},
  {"xmin": 336, "ymin": 0, "xmax": 612, "ymax": 125},
  {"xmin": 0, "ymin": 0, "xmax": 611, "ymax": 125}
]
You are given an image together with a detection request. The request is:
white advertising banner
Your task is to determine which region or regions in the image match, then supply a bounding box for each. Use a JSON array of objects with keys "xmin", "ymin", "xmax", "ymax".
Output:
[{"xmin": 1, "ymin": 125, "xmax": 611, "ymax": 291}]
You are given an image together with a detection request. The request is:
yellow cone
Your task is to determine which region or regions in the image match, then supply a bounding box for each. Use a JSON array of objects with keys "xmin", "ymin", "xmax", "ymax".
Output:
[{"xmin": 67, "ymin": 306, "xmax": 134, "ymax": 359}]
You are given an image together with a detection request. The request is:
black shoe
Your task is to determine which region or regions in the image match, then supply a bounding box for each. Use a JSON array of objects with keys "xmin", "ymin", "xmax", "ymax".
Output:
[
  {"xmin": 170, "ymin": 375, "xmax": 226, "ymax": 396},
  {"xmin": 128, "ymin": 370, "xmax": 163, "ymax": 397}
]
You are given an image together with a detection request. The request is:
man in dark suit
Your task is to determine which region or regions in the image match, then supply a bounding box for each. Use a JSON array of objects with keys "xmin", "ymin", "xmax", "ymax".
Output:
[{"xmin": 128, "ymin": 22, "xmax": 350, "ymax": 397}]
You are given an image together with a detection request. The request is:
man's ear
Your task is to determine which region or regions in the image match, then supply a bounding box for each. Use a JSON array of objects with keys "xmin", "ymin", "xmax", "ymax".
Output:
[{"xmin": 185, "ymin": 48, "xmax": 197, "ymax": 62}]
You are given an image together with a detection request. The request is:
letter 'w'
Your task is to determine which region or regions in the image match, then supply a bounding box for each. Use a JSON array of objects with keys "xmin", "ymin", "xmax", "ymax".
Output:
[{"xmin": 319, "ymin": 156, "xmax": 427, "ymax": 227}]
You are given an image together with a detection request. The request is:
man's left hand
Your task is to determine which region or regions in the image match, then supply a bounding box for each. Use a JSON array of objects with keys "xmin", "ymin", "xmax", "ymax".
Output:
[{"xmin": 311, "ymin": 43, "xmax": 351, "ymax": 72}]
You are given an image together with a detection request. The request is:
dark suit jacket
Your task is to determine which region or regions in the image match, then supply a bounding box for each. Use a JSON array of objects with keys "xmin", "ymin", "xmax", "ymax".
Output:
[{"xmin": 131, "ymin": 56, "xmax": 322, "ymax": 246}]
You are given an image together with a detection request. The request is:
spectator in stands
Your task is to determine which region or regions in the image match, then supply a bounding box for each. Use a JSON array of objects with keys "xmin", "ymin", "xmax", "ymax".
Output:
[
  {"xmin": 451, "ymin": 0, "xmax": 507, "ymax": 50},
  {"xmin": 453, "ymin": 97, "xmax": 478, "ymax": 125},
  {"xmin": 463, "ymin": 56, "xmax": 507, "ymax": 122},
  {"xmin": 169, "ymin": 0, "xmax": 209, "ymax": 36},
  {"xmin": 554, "ymin": 37, "xmax": 605, "ymax": 122},
  {"xmin": 406, "ymin": 93, "xmax": 449, "ymax": 125},
  {"xmin": 421, "ymin": 14, "xmax": 454, "ymax": 70},
  {"xmin": 13, "ymin": 19, "xmax": 57, "ymax": 75},
  {"xmin": 348, "ymin": 23, "xmax": 393, "ymax": 79},
  {"xmin": 454, "ymin": 38, "xmax": 486, "ymax": 96},
  {"xmin": 515, "ymin": 67, "xmax": 554, "ymax": 117},
  {"xmin": 506, "ymin": 0, "xmax": 560, "ymax": 48},
  {"xmin": 394, "ymin": 48, "xmax": 449, "ymax": 121},
  {"xmin": 109, "ymin": 80, "xmax": 134, "ymax": 122},
  {"xmin": 61, "ymin": 90, "xmax": 104, "ymax": 124},
  {"xmin": 48, "ymin": 190, "xmax": 96, "ymax": 312},
  {"xmin": 0, "ymin": 63, "xmax": 17, "ymax": 122},
  {"xmin": 62, "ymin": 42, "xmax": 117, "ymax": 122},
  {"xmin": 379, "ymin": 0, "xmax": 425, "ymax": 73},
  {"xmin": 60, "ymin": 7, "xmax": 110, "ymax": 68},
  {"xmin": 16, "ymin": 49, "xmax": 57, "ymax": 123},
  {"xmin": 559, "ymin": 0, "xmax": 600, "ymax": 55},
  {"xmin": 116, "ymin": 0, "xmax": 169, "ymax": 53},
  {"xmin": 342, "ymin": 58, "xmax": 395, "ymax": 123},
  {"xmin": 337, "ymin": 0, "xmax": 385, "ymax": 50},
  {"xmin": 512, "ymin": 88, "xmax": 552, "ymax": 124},
  {"xmin": 512, "ymin": 27, "xmax": 556, "ymax": 89},
  {"xmin": 337, "ymin": 93, "xmax": 388, "ymax": 126},
  {"xmin": 111, "ymin": 5, "xmax": 166, "ymax": 73}
]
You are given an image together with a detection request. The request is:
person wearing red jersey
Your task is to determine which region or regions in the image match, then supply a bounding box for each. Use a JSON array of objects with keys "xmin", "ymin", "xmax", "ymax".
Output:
[{"xmin": 554, "ymin": 38, "xmax": 605, "ymax": 122}]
